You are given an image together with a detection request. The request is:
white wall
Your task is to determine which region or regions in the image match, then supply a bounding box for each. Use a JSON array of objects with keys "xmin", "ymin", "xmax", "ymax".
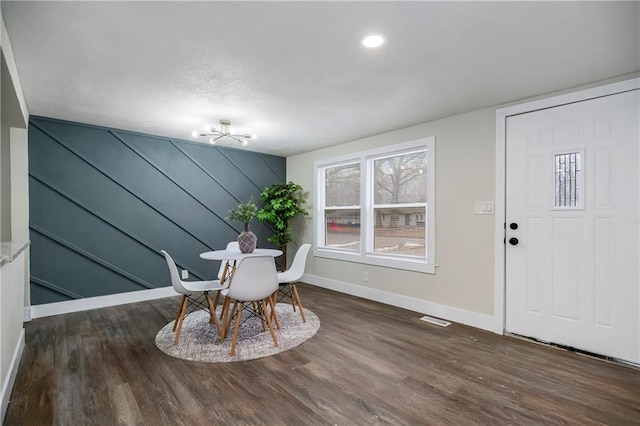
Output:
[
  {"xmin": 0, "ymin": 120, "xmax": 10, "ymax": 241},
  {"xmin": 10, "ymin": 128, "xmax": 29, "ymax": 308},
  {"xmin": 1, "ymin": 12, "xmax": 29, "ymax": 422},
  {"xmin": 0, "ymin": 249, "xmax": 26, "ymax": 419},
  {"xmin": 288, "ymin": 107, "xmax": 497, "ymax": 324},
  {"xmin": 287, "ymin": 73, "xmax": 640, "ymax": 332}
]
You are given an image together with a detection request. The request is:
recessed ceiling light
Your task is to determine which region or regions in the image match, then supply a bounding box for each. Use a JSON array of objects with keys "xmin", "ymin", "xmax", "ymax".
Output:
[{"xmin": 361, "ymin": 34, "xmax": 385, "ymax": 48}]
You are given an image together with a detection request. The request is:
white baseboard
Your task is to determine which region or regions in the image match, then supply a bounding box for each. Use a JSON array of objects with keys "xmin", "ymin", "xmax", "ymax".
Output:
[
  {"xmin": 302, "ymin": 273, "xmax": 498, "ymax": 333},
  {"xmin": 27, "ymin": 276, "xmax": 498, "ymax": 333},
  {"xmin": 1, "ymin": 329, "xmax": 25, "ymax": 424},
  {"xmin": 29, "ymin": 286, "xmax": 177, "ymax": 319},
  {"xmin": 23, "ymin": 307, "xmax": 31, "ymax": 322}
]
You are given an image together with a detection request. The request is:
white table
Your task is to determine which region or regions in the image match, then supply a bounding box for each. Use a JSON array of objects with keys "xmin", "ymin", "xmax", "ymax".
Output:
[
  {"xmin": 200, "ymin": 248, "xmax": 283, "ymax": 285},
  {"xmin": 199, "ymin": 248, "xmax": 282, "ymax": 262}
]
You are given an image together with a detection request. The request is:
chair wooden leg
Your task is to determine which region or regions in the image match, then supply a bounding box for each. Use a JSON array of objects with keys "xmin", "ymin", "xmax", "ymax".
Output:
[
  {"xmin": 267, "ymin": 295, "xmax": 281, "ymax": 330},
  {"xmin": 219, "ymin": 295, "xmax": 227, "ymax": 320},
  {"xmin": 220, "ymin": 297, "xmax": 231, "ymax": 340},
  {"xmin": 213, "ymin": 291, "xmax": 221, "ymax": 313},
  {"xmin": 256, "ymin": 301, "xmax": 266, "ymax": 332},
  {"xmin": 261, "ymin": 302, "xmax": 273, "ymax": 332},
  {"xmin": 260, "ymin": 305, "xmax": 268, "ymax": 331},
  {"xmin": 230, "ymin": 303, "xmax": 243, "ymax": 356},
  {"xmin": 205, "ymin": 292, "xmax": 215, "ymax": 323},
  {"xmin": 218, "ymin": 264, "xmax": 236, "ymax": 321},
  {"xmin": 225, "ymin": 297, "xmax": 235, "ymax": 339},
  {"xmin": 292, "ymin": 284, "xmax": 307, "ymax": 323},
  {"xmin": 205, "ymin": 292, "xmax": 221, "ymax": 336},
  {"xmin": 173, "ymin": 295, "xmax": 187, "ymax": 331},
  {"xmin": 219, "ymin": 262, "xmax": 230, "ymax": 286},
  {"xmin": 174, "ymin": 296, "xmax": 188, "ymax": 345},
  {"xmin": 220, "ymin": 297, "xmax": 231, "ymax": 320},
  {"xmin": 288, "ymin": 285, "xmax": 298, "ymax": 312},
  {"xmin": 262, "ymin": 300, "xmax": 279, "ymax": 348}
]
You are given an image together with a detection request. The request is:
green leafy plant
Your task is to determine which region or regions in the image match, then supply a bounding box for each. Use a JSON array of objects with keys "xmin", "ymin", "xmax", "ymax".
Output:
[
  {"xmin": 257, "ymin": 181, "xmax": 308, "ymax": 270},
  {"xmin": 226, "ymin": 197, "xmax": 257, "ymax": 225}
]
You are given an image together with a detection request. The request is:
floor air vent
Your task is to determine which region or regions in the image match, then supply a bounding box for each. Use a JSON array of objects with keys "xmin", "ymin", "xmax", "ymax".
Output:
[{"xmin": 419, "ymin": 315, "xmax": 451, "ymax": 327}]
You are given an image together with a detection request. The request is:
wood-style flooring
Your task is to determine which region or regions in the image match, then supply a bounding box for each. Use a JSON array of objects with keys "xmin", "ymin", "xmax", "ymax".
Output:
[{"xmin": 5, "ymin": 284, "xmax": 640, "ymax": 425}]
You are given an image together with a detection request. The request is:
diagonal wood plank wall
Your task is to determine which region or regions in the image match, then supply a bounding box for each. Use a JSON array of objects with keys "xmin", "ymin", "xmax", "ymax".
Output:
[{"xmin": 28, "ymin": 116, "xmax": 285, "ymax": 305}]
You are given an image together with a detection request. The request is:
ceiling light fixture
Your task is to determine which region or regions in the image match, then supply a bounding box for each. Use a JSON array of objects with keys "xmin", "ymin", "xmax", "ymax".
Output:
[
  {"xmin": 361, "ymin": 34, "xmax": 385, "ymax": 48},
  {"xmin": 191, "ymin": 119, "xmax": 257, "ymax": 145}
]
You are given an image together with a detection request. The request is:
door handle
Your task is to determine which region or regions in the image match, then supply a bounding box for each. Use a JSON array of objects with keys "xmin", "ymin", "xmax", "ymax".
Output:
[{"xmin": 509, "ymin": 237, "xmax": 519, "ymax": 246}]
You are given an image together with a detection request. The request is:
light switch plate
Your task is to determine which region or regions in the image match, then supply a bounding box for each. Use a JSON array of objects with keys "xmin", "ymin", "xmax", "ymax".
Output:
[
  {"xmin": 475, "ymin": 201, "xmax": 494, "ymax": 215},
  {"xmin": 181, "ymin": 269, "xmax": 189, "ymax": 279}
]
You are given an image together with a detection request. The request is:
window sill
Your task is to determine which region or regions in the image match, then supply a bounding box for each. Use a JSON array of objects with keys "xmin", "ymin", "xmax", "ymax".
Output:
[{"xmin": 313, "ymin": 248, "xmax": 436, "ymax": 274}]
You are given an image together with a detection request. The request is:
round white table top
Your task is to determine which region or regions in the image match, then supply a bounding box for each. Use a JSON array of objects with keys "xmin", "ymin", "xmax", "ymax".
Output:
[{"xmin": 199, "ymin": 248, "xmax": 282, "ymax": 261}]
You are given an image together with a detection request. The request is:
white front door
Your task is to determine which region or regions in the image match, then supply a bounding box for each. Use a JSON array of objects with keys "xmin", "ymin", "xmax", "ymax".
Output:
[{"xmin": 505, "ymin": 89, "xmax": 639, "ymax": 363}]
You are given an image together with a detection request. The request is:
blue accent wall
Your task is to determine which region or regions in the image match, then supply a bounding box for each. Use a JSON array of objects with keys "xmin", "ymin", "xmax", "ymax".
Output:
[{"xmin": 28, "ymin": 116, "xmax": 285, "ymax": 305}]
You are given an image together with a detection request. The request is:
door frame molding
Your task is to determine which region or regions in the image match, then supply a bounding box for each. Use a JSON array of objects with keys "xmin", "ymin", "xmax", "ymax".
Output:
[{"xmin": 493, "ymin": 77, "xmax": 640, "ymax": 335}]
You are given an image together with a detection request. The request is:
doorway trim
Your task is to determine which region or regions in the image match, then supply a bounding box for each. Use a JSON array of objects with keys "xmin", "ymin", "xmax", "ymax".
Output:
[{"xmin": 493, "ymin": 77, "xmax": 640, "ymax": 335}]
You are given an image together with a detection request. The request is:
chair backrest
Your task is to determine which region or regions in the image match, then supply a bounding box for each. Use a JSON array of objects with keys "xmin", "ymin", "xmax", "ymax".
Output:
[
  {"xmin": 284, "ymin": 243, "xmax": 311, "ymax": 281},
  {"xmin": 161, "ymin": 250, "xmax": 189, "ymax": 295},
  {"xmin": 225, "ymin": 255, "xmax": 278, "ymax": 302},
  {"xmin": 217, "ymin": 241, "xmax": 239, "ymax": 279}
]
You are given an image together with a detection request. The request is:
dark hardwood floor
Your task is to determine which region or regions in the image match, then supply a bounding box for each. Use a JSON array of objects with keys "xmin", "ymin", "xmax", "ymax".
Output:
[{"xmin": 5, "ymin": 284, "xmax": 640, "ymax": 425}]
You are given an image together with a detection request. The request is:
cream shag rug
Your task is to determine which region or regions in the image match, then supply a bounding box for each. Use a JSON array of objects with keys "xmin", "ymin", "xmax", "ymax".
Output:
[{"xmin": 155, "ymin": 303, "xmax": 320, "ymax": 363}]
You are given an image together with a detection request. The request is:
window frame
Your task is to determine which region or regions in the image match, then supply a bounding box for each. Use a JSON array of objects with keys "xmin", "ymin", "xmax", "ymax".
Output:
[{"xmin": 314, "ymin": 137, "xmax": 436, "ymax": 274}]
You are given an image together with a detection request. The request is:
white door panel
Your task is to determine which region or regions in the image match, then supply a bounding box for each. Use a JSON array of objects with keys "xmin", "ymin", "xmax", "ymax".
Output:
[{"xmin": 505, "ymin": 89, "xmax": 639, "ymax": 363}]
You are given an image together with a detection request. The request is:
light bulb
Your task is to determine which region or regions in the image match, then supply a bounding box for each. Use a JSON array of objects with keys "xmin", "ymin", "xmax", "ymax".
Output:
[
  {"xmin": 209, "ymin": 138, "xmax": 216, "ymax": 144},
  {"xmin": 204, "ymin": 124, "xmax": 212, "ymax": 132},
  {"xmin": 229, "ymin": 127, "xmax": 236, "ymax": 134},
  {"xmin": 362, "ymin": 34, "xmax": 385, "ymax": 48},
  {"xmin": 251, "ymin": 133, "xmax": 258, "ymax": 140},
  {"xmin": 240, "ymin": 139, "xmax": 248, "ymax": 146},
  {"xmin": 191, "ymin": 130, "xmax": 199, "ymax": 138}
]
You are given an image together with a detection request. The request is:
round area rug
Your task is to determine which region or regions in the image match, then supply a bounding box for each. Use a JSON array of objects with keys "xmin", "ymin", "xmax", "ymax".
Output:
[{"xmin": 155, "ymin": 303, "xmax": 320, "ymax": 363}]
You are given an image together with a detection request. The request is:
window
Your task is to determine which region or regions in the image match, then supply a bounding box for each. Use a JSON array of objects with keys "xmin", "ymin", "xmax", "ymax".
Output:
[
  {"xmin": 315, "ymin": 137, "xmax": 436, "ymax": 273},
  {"xmin": 554, "ymin": 151, "xmax": 583, "ymax": 209},
  {"xmin": 324, "ymin": 162, "xmax": 361, "ymax": 251}
]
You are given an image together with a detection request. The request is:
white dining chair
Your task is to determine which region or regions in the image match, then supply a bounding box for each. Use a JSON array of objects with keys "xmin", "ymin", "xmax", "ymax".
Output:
[
  {"xmin": 161, "ymin": 250, "xmax": 225, "ymax": 345},
  {"xmin": 276, "ymin": 243, "xmax": 311, "ymax": 322},
  {"xmin": 212, "ymin": 241, "xmax": 239, "ymax": 316},
  {"xmin": 217, "ymin": 241, "xmax": 239, "ymax": 280},
  {"xmin": 219, "ymin": 255, "xmax": 280, "ymax": 356}
]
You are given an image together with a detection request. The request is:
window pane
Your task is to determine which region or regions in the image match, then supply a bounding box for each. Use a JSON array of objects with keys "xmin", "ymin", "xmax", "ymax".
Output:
[
  {"xmin": 374, "ymin": 151, "xmax": 427, "ymax": 204},
  {"xmin": 373, "ymin": 207, "xmax": 425, "ymax": 257},
  {"xmin": 325, "ymin": 209, "xmax": 361, "ymax": 251},
  {"xmin": 325, "ymin": 163, "xmax": 360, "ymax": 206},
  {"xmin": 554, "ymin": 152, "xmax": 582, "ymax": 207}
]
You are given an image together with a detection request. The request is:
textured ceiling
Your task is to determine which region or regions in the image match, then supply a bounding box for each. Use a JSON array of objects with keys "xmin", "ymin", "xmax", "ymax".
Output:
[{"xmin": 2, "ymin": 1, "xmax": 639, "ymax": 156}]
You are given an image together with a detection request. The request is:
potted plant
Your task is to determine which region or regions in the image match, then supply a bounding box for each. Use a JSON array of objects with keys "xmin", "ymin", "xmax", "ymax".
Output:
[
  {"xmin": 226, "ymin": 197, "xmax": 258, "ymax": 253},
  {"xmin": 257, "ymin": 181, "xmax": 308, "ymax": 270}
]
